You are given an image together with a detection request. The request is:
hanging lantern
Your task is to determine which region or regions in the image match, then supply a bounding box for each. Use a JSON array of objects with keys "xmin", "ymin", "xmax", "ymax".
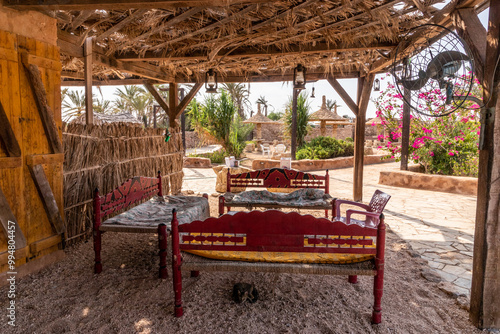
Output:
[
  {"xmin": 311, "ymin": 86, "xmax": 316, "ymax": 98},
  {"xmin": 374, "ymin": 78, "xmax": 380, "ymax": 91},
  {"xmin": 293, "ymin": 64, "xmax": 306, "ymax": 90},
  {"xmin": 205, "ymin": 69, "xmax": 218, "ymax": 93}
]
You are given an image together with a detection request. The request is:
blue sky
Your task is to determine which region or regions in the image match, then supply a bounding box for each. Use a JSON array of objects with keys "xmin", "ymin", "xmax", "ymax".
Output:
[{"xmin": 81, "ymin": 8, "xmax": 490, "ymax": 120}]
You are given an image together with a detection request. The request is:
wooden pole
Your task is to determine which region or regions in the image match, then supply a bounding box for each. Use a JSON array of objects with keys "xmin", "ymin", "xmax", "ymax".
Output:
[
  {"xmin": 353, "ymin": 74, "xmax": 374, "ymax": 202},
  {"xmin": 400, "ymin": 87, "xmax": 411, "ymax": 170},
  {"xmin": 153, "ymin": 105, "xmax": 157, "ymax": 128},
  {"xmin": 291, "ymin": 88, "xmax": 298, "ymax": 160},
  {"xmin": 169, "ymin": 83, "xmax": 178, "ymax": 128},
  {"xmin": 470, "ymin": 1, "xmax": 500, "ymax": 328},
  {"xmin": 84, "ymin": 37, "xmax": 93, "ymax": 125},
  {"xmin": 179, "ymin": 88, "xmax": 186, "ymax": 153}
]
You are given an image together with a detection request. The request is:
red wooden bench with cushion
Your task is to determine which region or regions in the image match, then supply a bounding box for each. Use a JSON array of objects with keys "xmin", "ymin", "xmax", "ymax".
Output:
[
  {"xmin": 219, "ymin": 168, "xmax": 331, "ymax": 217},
  {"xmin": 93, "ymin": 171, "xmax": 209, "ymax": 278},
  {"xmin": 171, "ymin": 190, "xmax": 390, "ymax": 324}
]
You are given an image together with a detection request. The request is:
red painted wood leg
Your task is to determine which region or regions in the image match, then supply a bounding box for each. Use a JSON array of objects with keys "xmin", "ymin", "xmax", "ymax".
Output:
[
  {"xmin": 158, "ymin": 223, "xmax": 168, "ymax": 279},
  {"xmin": 324, "ymin": 209, "xmax": 329, "ymax": 218},
  {"xmin": 93, "ymin": 229, "xmax": 102, "ymax": 274},
  {"xmin": 171, "ymin": 210, "xmax": 184, "ymax": 317},
  {"xmin": 191, "ymin": 271, "xmax": 200, "ymax": 277},
  {"xmin": 348, "ymin": 275, "xmax": 358, "ymax": 284},
  {"xmin": 372, "ymin": 271, "xmax": 383, "ymax": 324},
  {"xmin": 218, "ymin": 196, "xmax": 225, "ymax": 216}
]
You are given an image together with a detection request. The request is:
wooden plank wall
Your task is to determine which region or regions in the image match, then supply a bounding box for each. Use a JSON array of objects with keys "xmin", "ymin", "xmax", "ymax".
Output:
[{"xmin": 0, "ymin": 28, "xmax": 63, "ymax": 273}]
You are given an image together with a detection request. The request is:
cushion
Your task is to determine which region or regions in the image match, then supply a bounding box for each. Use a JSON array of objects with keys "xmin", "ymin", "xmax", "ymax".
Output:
[{"xmin": 224, "ymin": 188, "xmax": 332, "ymax": 207}]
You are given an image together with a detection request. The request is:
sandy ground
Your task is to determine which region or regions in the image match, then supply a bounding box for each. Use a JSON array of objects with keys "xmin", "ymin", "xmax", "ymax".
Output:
[{"xmin": 0, "ymin": 197, "xmax": 484, "ymax": 334}]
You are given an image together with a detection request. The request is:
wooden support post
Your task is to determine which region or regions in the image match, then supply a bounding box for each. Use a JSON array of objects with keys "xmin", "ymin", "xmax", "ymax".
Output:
[
  {"xmin": 144, "ymin": 82, "xmax": 170, "ymax": 114},
  {"xmin": 169, "ymin": 83, "xmax": 178, "ymax": 128},
  {"xmin": 84, "ymin": 37, "xmax": 93, "ymax": 125},
  {"xmin": 153, "ymin": 105, "xmax": 157, "ymax": 128},
  {"xmin": 291, "ymin": 88, "xmax": 299, "ymax": 160},
  {"xmin": 21, "ymin": 54, "xmax": 63, "ymax": 154},
  {"xmin": 327, "ymin": 77, "xmax": 359, "ymax": 115},
  {"xmin": 28, "ymin": 164, "xmax": 65, "ymax": 236},
  {"xmin": 353, "ymin": 74, "xmax": 374, "ymax": 202},
  {"xmin": 179, "ymin": 88, "xmax": 186, "ymax": 153},
  {"xmin": 400, "ymin": 87, "xmax": 411, "ymax": 170},
  {"xmin": 452, "ymin": 8, "xmax": 486, "ymax": 85},
  {"xmin": 470, "ymin": 1, "xmax": 500, "ymax": 328},
  {"xmin": 0, "ymin": 99, "xmax": 21, "ymax": 157}
]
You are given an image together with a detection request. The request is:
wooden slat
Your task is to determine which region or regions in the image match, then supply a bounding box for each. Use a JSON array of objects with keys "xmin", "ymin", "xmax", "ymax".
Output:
[
  {"xmin": 452, "ymin": 8, "xmax": 486, "ymax": 85},
  {"xmin": 68, "ymin": 10, "xmax": 94, "ymax": 32},
  {"xmin": 0, "ymin": 247, "xmax": 28, "ymax": 265},
  {"xmin": 0, "ymin": 157, "xmax": 22, "ymax": 169},
  {"xmin": 353, "ymin": 74, "xmax": 374, "ymax": 202},
  {"xmin": 0, "ymin": 186, "xmax": 27, "ymax": 249},
  {"xmin": 100, "ymin": 224, "xmax": 157, "ymax": 233},
  {"xmin": 327, "ymin": 77, "xmax": 359, "ymax": 116},
  {"xmin": 0, "ymin": 46, "xmax": 18, "ymax": 62},
  {"xmin": 26, "ymin": 153, "xmax": 64, "ymax": 166},
  {"xmin": 144, "ymin": 82, "xmax": 170, "ymax": 114},
  {"xmin": 26, "ymin": 54, "xmax": 62, "ymax": 72},
  {"xmin": 29, "ymin": 234, "xmax": 61, "ymax": 254},
  {"xmin": 84, "ymin": 37, "xmax": 93, "ymax": 125},
  {"xmin": 62, "ymin": 78, "xmax": 161, "ymax": 86},
  {"xmin": 28, "ymin": 164, "xmax": 65, "ymax": 235},
  {"xmin": 21, "ymin": 53, "xmax": 63, "ymax": 154},
  {"xmin": 0, "ymin": 99, "xmax": 22, "ymax": 157},
  {"xmin": 175, "ymin": 82, "xmax": 202, "ymax": 117}
]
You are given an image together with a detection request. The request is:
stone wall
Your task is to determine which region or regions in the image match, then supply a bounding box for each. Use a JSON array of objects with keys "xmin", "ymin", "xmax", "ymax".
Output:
[{"xmin": 185, "ymin": 130, "xmax": 219, "ymax": 148}]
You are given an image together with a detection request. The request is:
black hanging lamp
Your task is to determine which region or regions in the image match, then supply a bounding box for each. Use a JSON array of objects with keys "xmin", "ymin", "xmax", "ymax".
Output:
[
  {"xmin": 311, "ymin": 86, "xmax": 316, "ymax": 98},
  {"xmin": 293, "ymin": 64, "xmax": 306, "ymax": 90},
  {"xmin": 205, "ymin": 69, "xmax": 218, "ymax": 93},
  {"xmin": 374, "ymin": 78, "xmax": 380, "ymax": 91}
]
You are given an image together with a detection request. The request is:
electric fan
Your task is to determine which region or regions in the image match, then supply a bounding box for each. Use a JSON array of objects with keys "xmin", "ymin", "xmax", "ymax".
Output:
[{"xmin": 392, "ymin": 24, "xmax": 476, "ymax": 117}]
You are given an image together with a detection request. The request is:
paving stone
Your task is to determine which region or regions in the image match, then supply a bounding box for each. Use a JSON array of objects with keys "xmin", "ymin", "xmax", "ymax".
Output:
[
  {"xmin": 427, "ymin": 261, "xmax": 445, "ymax": 270},
  {"xmin": 441, "ymin": 265, "xmax": 466, "ymax": 276},
  {"xmin": 421, "ymin": 268, "xmax": 442, "ymax": 283},
  {"xmin": 435, "ymin": 270, "xmax": 458, "ymax": 282},
  {"xmin": 453, "ymin": 277, "xmax": 472, "ymax": 290}
]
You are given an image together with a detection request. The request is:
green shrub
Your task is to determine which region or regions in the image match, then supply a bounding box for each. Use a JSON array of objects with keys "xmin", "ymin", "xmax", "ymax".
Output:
[
  {"xmin": 188, "ymin": 149, "xmax": 227, "ymax": 163},
  {"xmin": 296, "ymin": 136, "xmax": 354, "ymax": 160},
  {"xmin": 345, "ymin": 137, "xmax": 353, "ymax": 142}
]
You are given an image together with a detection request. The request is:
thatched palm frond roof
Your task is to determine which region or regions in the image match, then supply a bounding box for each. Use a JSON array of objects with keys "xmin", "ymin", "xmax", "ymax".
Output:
[
  {"xmin": 310, "ymin": 95, "xmax": 343, "ymax": 121},
  {"xmin": 15, "ymin": 0, "xmax": 486, "ymax": 84}
]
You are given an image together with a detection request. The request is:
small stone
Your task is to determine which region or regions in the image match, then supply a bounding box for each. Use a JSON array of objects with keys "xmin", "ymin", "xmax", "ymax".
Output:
[
  {"xmin": 406, "ymin": 250, "xmax": 421, "ymax": 258},
  {"xmin": 438, "ymin": 282, "xmax": 468, "ymax": 298},
  {"xmin": 185, "ymin": 190, "xmax": 194, "ymax": 195},
  {"xmin": 456, "ymin": 296, "xmax": 470, "ymax": 311},
  {"xmin": 211, "ymin": 193, "xmax": 219, "ymax": 197},
  {"xmin": 421, "ymin": 269, "xmax": 441, "ymax": 283}
]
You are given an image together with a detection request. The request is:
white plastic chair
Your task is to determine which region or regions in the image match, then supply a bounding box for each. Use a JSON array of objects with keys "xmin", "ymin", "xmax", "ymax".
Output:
[
  {"xmin": 260, "ymin": 144, "xmax": 271, "ymax": 158},
  {"xmin": 274, "ymin": 144, "xmax": 286, "ymax": 155}
]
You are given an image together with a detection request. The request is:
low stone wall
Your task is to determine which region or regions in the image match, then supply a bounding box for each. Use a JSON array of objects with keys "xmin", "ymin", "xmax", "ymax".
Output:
[
  {"xmin": 379, "ymin": 169, "xmax": 477, "ymax": 195},
  {"xmin": 304, "ymin": 125, "xmax": 354, "ymax": 141},
  {"xmin": 252, "ymin": 155, "xmax": 394, "ymax": 171},
  {"xmin": 183, "ymin": 157, "xmax": 212, "ymax": 168}
]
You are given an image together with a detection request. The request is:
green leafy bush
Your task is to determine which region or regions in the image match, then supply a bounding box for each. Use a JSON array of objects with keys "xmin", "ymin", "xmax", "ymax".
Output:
[
  {"xmin": 296, "ymin": 136, "xmax": 354, "ymax": 160},
  {"xmin": 188, "ymin": 149, "xmax": 227, "ymax": 163}
]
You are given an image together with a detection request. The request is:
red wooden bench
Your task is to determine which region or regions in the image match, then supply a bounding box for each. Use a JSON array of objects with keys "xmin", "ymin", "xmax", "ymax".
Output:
[
  {"xmin": 93, "ymin": 171, "xmax": 210, "ymax": 278},
  {"xmin": 171, "ymin": 193, "xmax": 390, "ymax": 324},
  {"xmin": 219, "ymin": 168, "xmax": 331, "ymax": 217}
]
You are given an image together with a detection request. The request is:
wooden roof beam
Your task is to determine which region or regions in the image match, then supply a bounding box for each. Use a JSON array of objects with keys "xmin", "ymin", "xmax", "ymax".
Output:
[
  {"xmin": 144, "ymin": 82, "xmax": 170, "ymax": 113},
  {"xmin": 3, "ymin": 0, "xmax": 269, "ymax": 11},
  {"xmin": 116, "ymin": 41, "xmax": 397, "ymax": 61},
  {"xmin": 174, "ymin": 71, "xmax": 361, "ymax": 83},
  {"xmin": 327, "ymin": 77, "xmax": 359, "ymax": 116},
  {"xmin": 67, "ymin": 10, "xmax": 94, "ymax": 32}
]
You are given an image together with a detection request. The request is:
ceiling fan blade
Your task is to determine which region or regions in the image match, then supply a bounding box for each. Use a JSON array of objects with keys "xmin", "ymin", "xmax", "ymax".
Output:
[{"xmin": 426, "ymin": 50, "xmax": 469, "ymax": 80}]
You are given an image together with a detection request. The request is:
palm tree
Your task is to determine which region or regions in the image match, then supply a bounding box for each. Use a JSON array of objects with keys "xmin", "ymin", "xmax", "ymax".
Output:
[
  {"xmin": 284, "ymin": 91, "xmax": 311, "ymax": 148},
  {"xmin": 326, "ymin": 99, "xmax": 341, "ymax": 112},
  {"xmin": 114, "ymin": 85, "xmax": 152, "ymax": 126},
  {"xmin": 62, "ymin": 90, "xmax": 86, "ymax": 122},
  {"xmin": 223, "ymin": 83, "xmax": 250, "ymax": 119},
  {"xmin": 256, "ymin": 95, "xmax": 273, "ymax": 116}
]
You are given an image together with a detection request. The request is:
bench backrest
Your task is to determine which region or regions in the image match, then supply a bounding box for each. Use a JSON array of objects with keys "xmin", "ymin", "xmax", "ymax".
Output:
[
  {"xmin": 94, "ymin": 172, "xmax": 162, "ymax": 221},
  {"xmin": 175, "ymin": 210, "xmax": 378, "ymax": 255},
  {"xmin": 227, "ymin": 168, "xmax": 329, "ymax": 193}
]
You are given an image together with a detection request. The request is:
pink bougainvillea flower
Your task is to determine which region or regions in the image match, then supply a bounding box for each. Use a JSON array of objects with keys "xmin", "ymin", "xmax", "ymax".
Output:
[
  {"xmin": 429, "ymin": 151, "xmax": 434, "ymax": 156},
  {"xmin": 449, "ymin": 152, "xmax": 455, "ymax": 156}
]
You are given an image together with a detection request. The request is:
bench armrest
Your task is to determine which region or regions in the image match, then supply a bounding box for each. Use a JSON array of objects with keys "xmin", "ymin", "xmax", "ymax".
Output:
[
  {"xmin": 334, "ymin": 199, "xmax": 370, "ymax": 219},
  {"xmin": 345, "ymin": 209, "xmax": 381, "ymax": 226}
]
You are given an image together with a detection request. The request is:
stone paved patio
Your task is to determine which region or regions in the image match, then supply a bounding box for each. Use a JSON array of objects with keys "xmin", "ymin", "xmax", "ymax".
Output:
[{"xmin": 182, "ymin": 162, "xmax": 476, "ymax": 299}]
